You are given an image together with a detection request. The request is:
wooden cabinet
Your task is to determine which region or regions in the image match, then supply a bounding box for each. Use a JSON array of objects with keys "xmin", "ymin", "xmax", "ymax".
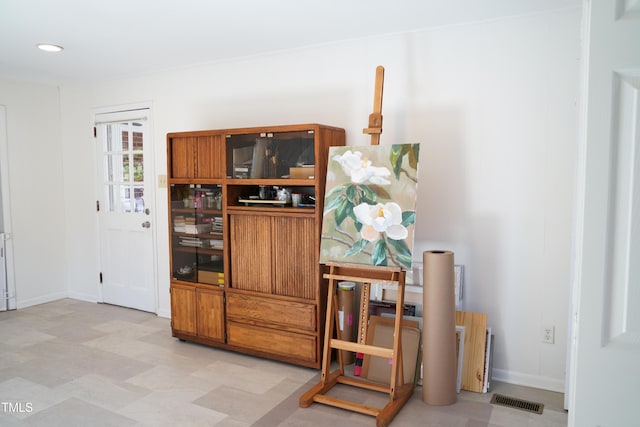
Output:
[
  {"xmin": 167, "ymin": 124, "xmax": 345, "ymax": 368},
  {"xmin": 169, "ymin": 283, "xmax": 225, "ymax": 343}
]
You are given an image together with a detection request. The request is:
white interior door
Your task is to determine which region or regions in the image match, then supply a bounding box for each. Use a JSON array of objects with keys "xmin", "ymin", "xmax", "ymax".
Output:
[
  {"xmin": 95, "ymin": 108, "xmax": 156, "ymax": 313},
  {"xmin": 569, "ymin": 0, "xmax": 640, "ymax": 425}
]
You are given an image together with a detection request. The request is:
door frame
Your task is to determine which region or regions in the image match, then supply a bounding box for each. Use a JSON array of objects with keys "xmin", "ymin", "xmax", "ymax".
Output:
[
  {"xmin": 93, "ymin": 101, "xmax": 159, "ymax": 312},
  {"xmin": 0, "ymin": 105, "xmax": 16, "ymax": 311}
]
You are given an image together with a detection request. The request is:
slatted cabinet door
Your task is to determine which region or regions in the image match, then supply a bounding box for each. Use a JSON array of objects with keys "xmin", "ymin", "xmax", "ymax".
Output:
[
  {"xmin": 168, "ymin": 134, "xmax": 225, "ymax": 179},
  {"xmin": 273, "ymin": 216, "xmax": 316, "ymax": 300},
  {"xmin": 229, "ymin": 213, "xmax": 273, "ymax": 293},
  {"xmin": 168, "ymin": 136, "xmax": 196, "ymax": 179},
  {"xmin": 194, "ymin": 134, "xmax": 224, "ymax": 179}
]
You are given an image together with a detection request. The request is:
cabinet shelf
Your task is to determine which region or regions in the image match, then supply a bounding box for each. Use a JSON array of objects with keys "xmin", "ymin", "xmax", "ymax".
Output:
[
  {"xmin": 172, "ymin": 208, "xmax": 223, "ymax": 215},
  {"xmin": 226, "ymin": 205, "xmax": 315, "ymax": 215},
  {"xmin": 169, "ymin": 178, "xmax": 224, "ymax": 185},
  {"xmin": 227, "ymin": 178, "xmax": 316, "ymax": 186},
  {"xmin": 173, "ymin": 231, "xmax": 223, "ymax": 239},
  {"xmin": 173, "ymin": 246, "xmax": 223, "ymax": 255}
]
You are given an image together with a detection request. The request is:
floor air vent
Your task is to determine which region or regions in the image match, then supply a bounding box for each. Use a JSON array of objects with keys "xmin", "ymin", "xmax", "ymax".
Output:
[{"xmin": 490, "ymin": 393, "xmax": 544, "ymax": 414}]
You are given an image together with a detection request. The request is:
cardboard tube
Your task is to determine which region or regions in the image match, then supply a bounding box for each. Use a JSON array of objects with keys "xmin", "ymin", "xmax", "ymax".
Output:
[
  {"xmin": 337, "ymin": 281, "xmax": 356, "ymax": 364},
  {"xmin": 422, "ymin": 250, "xmax": 457, "ymax": 405}
]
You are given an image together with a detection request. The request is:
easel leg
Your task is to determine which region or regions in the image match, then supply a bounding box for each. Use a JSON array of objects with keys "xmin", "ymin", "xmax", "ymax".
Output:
[
  {"xmin": 376, "ymin": 270, "xmax": 413, "ymax": 427},
  {"xmin": 389, "ymin": 271, "xmax": 406, "ymax": 399},
  {"xmin": 300, "ymin": 266, "xmax": 340, "ymax": 408},
  {"xmin": 321, "ymin": 265, "xmax": 338, "ymax": 383}
]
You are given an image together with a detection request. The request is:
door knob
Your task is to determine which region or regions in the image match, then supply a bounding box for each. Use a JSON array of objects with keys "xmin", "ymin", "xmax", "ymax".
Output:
[{"xmin": 142, "ymin": 221, "xmax": 151, "ymax": 228}]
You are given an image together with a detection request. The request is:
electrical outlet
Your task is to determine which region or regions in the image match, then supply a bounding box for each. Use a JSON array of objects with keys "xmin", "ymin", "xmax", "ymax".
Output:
[{"xmin": 542, "ymin": 325, "xmax": 555, "ymax": 344}]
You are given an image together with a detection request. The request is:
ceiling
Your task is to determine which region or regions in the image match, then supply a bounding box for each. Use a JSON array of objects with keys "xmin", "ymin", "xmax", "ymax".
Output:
[{"xmin": 0, "ymin": 0, "xmax": 580, "ymax": 85}]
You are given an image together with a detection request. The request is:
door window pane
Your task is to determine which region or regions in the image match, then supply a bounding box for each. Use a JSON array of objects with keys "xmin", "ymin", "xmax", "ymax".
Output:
[
  {"xmin": 103, "ymin": 120, "xmax": 146, "ymax": 213},
  {"xmin": 133, "ymin": 153, "xmax": 143, "ymax": 182},
  {"xmin": 133, "ymin": 186, "xmax": 144, "ymax": 212},
  {"xmin": 132, "ymin": 129, "xmax": 143, "ymax": 150}
]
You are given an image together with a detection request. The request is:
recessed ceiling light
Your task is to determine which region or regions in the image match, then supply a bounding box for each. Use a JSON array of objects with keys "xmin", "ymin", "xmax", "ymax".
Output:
[{"xmin": 37, "ymin": 43, "xmax": 64, "ymax": 52}]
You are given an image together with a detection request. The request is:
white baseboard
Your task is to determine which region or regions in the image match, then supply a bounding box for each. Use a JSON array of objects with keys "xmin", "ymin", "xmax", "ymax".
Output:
[
  {"xmin": 491, "ymin": 368, "xmax": 565, "ymax": 393},
  {"xmin": 16, "ymin": 292, "xmax": 69, "ymax": 309},
  {"xmin": 67, "ymin": 291, "xmax": 99, "ymax": 303},
  {"xmin": 157, "ymin": 308, "xmax": 171, "ymax": 319},
  {"xmin": 14, "ymin": 293, "xmax": 169, "ymax": 321}
]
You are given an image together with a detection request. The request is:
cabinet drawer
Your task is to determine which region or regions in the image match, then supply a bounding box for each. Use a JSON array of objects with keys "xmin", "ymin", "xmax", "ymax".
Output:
[
  {"xmin": 226, "ymin": 293, "xmax": 316, "ymax": 332},
  {"xmin": 227, "ymin": 321, "xmax": 316, "ymax": 363}
]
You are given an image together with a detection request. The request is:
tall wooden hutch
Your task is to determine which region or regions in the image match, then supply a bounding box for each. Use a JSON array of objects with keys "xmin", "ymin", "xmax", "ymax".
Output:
[{"xmin": 167, "ymin": 124, "xmax": 345, "ymax": 368}]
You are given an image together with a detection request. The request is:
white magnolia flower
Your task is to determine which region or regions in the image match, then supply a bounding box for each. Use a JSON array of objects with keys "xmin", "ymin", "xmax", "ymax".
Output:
[
  {"xmin": 333, "ymin": 150, "xmax": 391, "ymax": 185},
  {"xmin": 353, "ymin": 202, "xmax": 408, "ymax": 242}
]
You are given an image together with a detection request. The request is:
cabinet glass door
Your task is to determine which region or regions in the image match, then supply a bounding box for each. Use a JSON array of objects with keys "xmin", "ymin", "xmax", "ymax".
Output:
[
  {"xmin": 170, "ymin": 184, "xmax": 223, "ymax": 286},
  {"xmin": 226, "ymin": 130, "xmax": 315, "ymax": 179},
  {"xmin": 225, "ymin": 129, "xmax": 318, "ymax": 209}
]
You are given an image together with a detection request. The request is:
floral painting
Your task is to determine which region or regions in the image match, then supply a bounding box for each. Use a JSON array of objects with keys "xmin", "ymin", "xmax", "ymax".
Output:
[{"xmin": 320, "ymin": 144, "xmax": 420, "ymax": 270}]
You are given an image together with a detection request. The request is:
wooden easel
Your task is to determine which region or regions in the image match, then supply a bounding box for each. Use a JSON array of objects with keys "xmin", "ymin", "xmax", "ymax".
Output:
[
  {"xmin": 299, "ymin": 263, "xmax": 413, "ymax": 427},
  {"xmin": 300, "ymin": 66, "xmax": 414, "ymax": 426},
  {"xmin": 363, "ymin": 65, "xmax": 384, "ymax": 145}
]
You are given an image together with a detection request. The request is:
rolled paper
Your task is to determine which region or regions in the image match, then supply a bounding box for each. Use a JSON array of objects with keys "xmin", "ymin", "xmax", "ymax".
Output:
[
  {"xmin": 422, "ymin": 250, "xmax": 457, "ymax": 405},
  {"xmin": 337, "ymin": 281, "xmax": 356, "ymax": 365}
]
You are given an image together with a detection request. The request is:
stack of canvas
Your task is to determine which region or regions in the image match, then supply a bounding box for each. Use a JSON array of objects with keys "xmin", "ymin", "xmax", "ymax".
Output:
[{"xmin": 455, "ymin": 311, "xmax": 494, "ymax": 393}]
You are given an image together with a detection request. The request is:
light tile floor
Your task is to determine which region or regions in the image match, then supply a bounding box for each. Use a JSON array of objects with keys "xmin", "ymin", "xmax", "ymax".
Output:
[{"xmin": 0, "ymin": 299, "xmax": 568, "ymax": 426}]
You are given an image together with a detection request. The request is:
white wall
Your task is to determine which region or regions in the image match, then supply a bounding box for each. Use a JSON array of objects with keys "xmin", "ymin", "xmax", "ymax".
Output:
[
  {"xmin": 0, "ymin": 80, "xmax": 68, "ymax": 306},
  {"xmin": 55, "ymin": 7, "xmax": 583, "ymax": 391}
]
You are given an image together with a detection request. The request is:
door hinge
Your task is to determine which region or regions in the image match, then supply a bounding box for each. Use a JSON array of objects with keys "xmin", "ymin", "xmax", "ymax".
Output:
[
  {"xmin": 93, "ymin": 126, "xmax": 97, "ymax": 138},
  {"xmin": 96, "ymin": 200, "xmax": 100, "ymax": 212},
  {"xmin": 99, "ymin": 272, "xmax": 103, "ymax": 284}
]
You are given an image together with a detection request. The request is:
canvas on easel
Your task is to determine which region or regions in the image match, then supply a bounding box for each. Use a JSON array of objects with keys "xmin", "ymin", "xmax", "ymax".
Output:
[{"xmin": 320, "ymin": 144, "xmax": 420, "ymax": 270}]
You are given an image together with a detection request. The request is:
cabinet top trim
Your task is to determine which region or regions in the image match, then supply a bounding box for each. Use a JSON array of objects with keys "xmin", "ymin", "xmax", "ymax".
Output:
[{"xmin": 167, "ymin": 123, "xmax": 345, "ymax": 138}]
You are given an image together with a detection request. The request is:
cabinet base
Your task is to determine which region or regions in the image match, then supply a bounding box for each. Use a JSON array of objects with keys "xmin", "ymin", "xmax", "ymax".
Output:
[{"xmin": 171, "ymin": 330, "xmax": 321, "ymax": 369}]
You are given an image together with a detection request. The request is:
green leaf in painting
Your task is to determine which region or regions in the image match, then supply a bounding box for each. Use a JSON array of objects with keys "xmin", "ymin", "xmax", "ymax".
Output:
[
  {"xmin": 360, "ymin": 185, "xmax": 377, "ymax": 204},
  {"xmin": 390, "ymin": 145, "xmax": 403, "ymax": 179},
  {"xmin": 344, "ymin": 239, "xmax": 368, "ymax": 257},
  {"xmin": 351, "ymin": 208, "xmax": 363, "ymax": 232},
  {"xmin": 395, "ymin": 251, "xmax": 413, "ymax": 270},
  {"xmin": 334, "ymin": 198, "xmax": 352, "ymax": 227},
  {"xmin": 372, "ymin": 240, "xmax": 388, "ymax": 266},
  {"xmin": 386, "ymin": 238, "xmax": 413, "ymax": 269},
  {"xmin": 345, "ymin": 184, "xmax": 359, "ymax": 204},
  {"xmin": 401, "ymin": 211, "xmax": 415, "ymax": 227},
  {"xmin": 323, "ymin": 193, "xmax": 343, "ymax": 214},
  {"xmin": 387, "ymin": 236, "xmax": 409, "ymax": 252},
  {"xmin": 408, "ymin": 144, "xmax": 419, "ymax": 170},
  {"xmin": 344, "ymin": 197, "xmax": 363, "ymax": 232},
  {"xmin": 324, "ymin": 184, "xmax": 344, "ymax": 200}
]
